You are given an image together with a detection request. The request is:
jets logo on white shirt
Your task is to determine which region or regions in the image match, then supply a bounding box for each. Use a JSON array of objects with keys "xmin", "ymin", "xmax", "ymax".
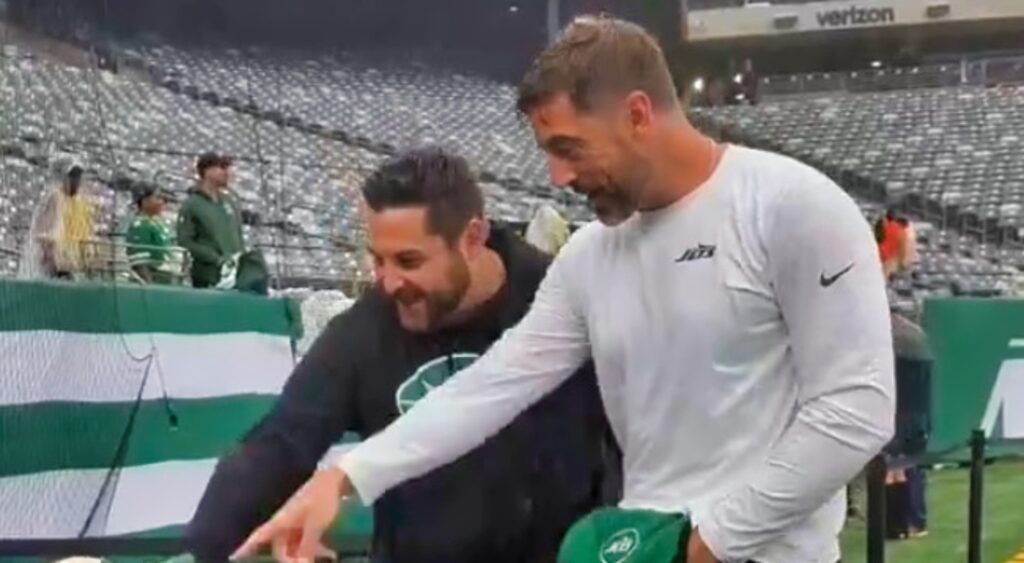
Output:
[{"xmin": 675, "ymin": 243, "xmax": 716, "ymax": 263}]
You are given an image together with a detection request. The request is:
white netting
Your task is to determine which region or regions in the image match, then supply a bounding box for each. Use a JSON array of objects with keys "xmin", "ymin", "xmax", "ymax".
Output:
[
  {"xmin": 0, "ymin": 315, "xmax": 151, "ymax": 538},
  {"xmin": 274, "ymin": 288, "xmax": 355, "ymax": 356}
]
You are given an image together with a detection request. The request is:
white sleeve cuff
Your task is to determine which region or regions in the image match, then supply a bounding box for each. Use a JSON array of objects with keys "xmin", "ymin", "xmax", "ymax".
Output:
[{"xmin": 336, "ymin": 450, "xmax": 386, "ymax": 505}]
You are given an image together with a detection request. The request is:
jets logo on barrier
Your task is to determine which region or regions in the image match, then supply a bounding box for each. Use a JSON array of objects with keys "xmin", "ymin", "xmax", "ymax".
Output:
[{"xmin": 981, "ymin": 339, "xmax": 1024, "ymax": 441}]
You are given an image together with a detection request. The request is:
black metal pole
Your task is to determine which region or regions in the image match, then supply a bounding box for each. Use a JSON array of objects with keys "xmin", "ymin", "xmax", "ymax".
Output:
[
  {"xmin": 967, "ymin": 429, "xmax": 986, "ymax": 563},
  {"xmin": 866, "ymin": 454, "xmax": 887, "ymax": 563}
]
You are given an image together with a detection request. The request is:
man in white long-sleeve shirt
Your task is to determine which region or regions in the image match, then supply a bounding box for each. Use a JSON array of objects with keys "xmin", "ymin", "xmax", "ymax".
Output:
[{"xmin": 236, "ymin": 16, "xmax": 895, "ymax": 563}]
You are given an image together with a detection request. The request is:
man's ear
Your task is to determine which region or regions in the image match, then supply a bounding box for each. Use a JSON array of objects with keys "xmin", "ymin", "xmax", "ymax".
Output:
[
  {"xmin": 623, "ymin": 90, "xmax": 654, "ymax": 139},
  {"xmin": 462, "ymin": 217, "xmax": 491, "ymax": 260}
]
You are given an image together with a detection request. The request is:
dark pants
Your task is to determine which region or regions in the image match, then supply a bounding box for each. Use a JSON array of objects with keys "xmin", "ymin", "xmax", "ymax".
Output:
[
  {"xmin": 906, "ymin": 466, "xmax": 928, "ymax": 530},
  {"xmin": 886, "ymin": 481, "xmax": 911, "ymax": 538}
]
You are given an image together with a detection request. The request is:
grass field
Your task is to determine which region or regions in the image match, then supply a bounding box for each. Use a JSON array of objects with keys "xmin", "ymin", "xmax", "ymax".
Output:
[{"xmin": 840, "ymin": 460, "xmax": 1024, "ymax": 563}]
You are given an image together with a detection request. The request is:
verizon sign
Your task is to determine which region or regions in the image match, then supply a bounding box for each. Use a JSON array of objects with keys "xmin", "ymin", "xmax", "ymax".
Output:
[
  {"xmin": 687, "ymin": 0, "xmax": 1024, "ymax": 41},
  {"xmin": 815, "ymin": 5, "xmax": 896, "ymax": 28}
]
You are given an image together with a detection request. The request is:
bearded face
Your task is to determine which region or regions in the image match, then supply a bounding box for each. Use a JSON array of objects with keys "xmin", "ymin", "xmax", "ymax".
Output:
[
  {"xmin": 365, "ymin": 207, "xmax": 474, "ymax": 332},
  {"xmin": 564, "ymin": 145, "xmax": 651, "ymax": 226},
  {"xmin": 387, "ymin": 249, "xmax": 470, "ymax": 332},
  {"xmin": 528, "ymin": 93, "xmax": 656, "ymax": 226}
]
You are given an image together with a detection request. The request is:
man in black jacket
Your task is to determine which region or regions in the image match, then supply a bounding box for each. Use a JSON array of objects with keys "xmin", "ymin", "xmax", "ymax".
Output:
[{"xmin": 185, "ymin": 147, "xmax": 616, "ymax": 563}]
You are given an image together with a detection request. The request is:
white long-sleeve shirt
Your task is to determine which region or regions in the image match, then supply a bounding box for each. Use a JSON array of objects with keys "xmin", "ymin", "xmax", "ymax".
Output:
[{"xmin": 339, "ymin": 145, "xmax": 895, "ymax": 563}]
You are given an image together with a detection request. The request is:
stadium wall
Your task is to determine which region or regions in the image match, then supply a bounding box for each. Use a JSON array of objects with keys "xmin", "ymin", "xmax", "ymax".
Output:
[
  {"xmin": 687, "ymin": 0, "xmax": 1024, "ymax": 42},
  {"xmin": 925, "ymin": 298, "xmax": 1024, "ymax": 457},
  {"xmin": 4, "ymin": 282, "xmax": 1020, "ymax": 542}
]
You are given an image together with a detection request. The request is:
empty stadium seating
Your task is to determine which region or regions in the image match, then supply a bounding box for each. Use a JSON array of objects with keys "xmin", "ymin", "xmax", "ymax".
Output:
[
  {"xmin": 5, "ymin": 34, "xmax": 1024, "ymax": 304},
  {"xmin": 693, "ymin": 84, "xmax": 1024, "ymax": 300},
  {"xmin": 1, "ymin": 43, "xmax": 590, "ymax": 282},
  {"xmin": 127, "ymin": 43, "xmax": 555, "ymax": 188},
  {"xmin": 0, "ymin": 44, "xmax": 380, "ymax": 280},
  {"xmin": 695, "ymin": 86, "xmax": 1024, "ymax": 237}
]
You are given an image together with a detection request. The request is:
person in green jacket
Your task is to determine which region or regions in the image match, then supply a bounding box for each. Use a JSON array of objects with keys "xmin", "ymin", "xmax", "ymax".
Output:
[
  {"xmin": 126, "ymin": 183, "xmax": 173, "ymax": 284},
  {"xmin": 176, "ymin": 152, "xmax": 245, "ymax": 288}
]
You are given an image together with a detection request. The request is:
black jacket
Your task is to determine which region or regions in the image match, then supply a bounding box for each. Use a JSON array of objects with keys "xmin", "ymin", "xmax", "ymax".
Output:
[{"xmin": 185, "ymin": 226, "xmax": 617, "ymax": 563}]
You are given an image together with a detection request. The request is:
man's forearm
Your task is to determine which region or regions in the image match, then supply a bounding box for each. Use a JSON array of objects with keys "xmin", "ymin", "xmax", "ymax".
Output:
[{"xmin": 694, "ymin": 385, "xmax": 893, "ymax": 561}]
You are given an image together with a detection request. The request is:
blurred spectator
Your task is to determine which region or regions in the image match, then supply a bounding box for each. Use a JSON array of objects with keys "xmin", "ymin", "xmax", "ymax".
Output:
[
  {"xmin": 897, "ymin": 216, "xmax": 918, "ymax": 272},
  {"xmin": 21, "ymin": 163, "xmax": 95, "ymax": 279},
  {"xmin": 176, "ymin": 152, "xmax": 245, "ymax": 288},
  {"xmin": 875, "ymin": 209, "xmax": 906, "ymax": 279},
  {"xmin": 126, "ymin": 183, "xmax": 173, "ymax": 284},
  {"xmin": 738, "ymin": 57, "xmax": 760, "ymax": 105},
  {"xmin": 706, "ymin": 77, "xmax": 727, "ymax": 107}
]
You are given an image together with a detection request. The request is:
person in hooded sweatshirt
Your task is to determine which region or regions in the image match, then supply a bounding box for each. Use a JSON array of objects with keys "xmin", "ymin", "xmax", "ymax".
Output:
[
  {"xmin": 185, "ymin": 147, "xmax": 616, "ymax": 563},
  {"xmin": 177, "ymin": 152, "xmax": 245, "ymax": 289}
]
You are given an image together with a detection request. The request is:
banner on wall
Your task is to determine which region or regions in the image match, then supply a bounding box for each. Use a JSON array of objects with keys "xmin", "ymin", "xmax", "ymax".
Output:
[
  {"xmin": 0, "ymin": 280, "xmax": 370, "ymax": 541},
  {"xmin": 924, "ymin": 298, "xmax": 1024, "ymax": 454}
]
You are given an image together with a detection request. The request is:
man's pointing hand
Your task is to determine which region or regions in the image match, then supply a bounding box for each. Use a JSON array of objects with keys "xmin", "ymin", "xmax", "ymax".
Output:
[{"xmin": 232, "ymin": 467, "xmax": 350, "ymax": 562}]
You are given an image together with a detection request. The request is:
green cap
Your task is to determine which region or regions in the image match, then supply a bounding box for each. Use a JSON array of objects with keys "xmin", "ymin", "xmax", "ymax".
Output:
[{"xmin": 558, "ymin": 507, "xmax": 692, "ymax": 563}]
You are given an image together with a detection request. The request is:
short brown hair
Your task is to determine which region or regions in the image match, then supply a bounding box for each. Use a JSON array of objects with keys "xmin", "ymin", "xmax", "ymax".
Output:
[
  {"xmin": 517, "ymin": 16, "xmax": 678, "ymax": 115},
  {"xmin": 361, "ymin": 147, "xmax": 484, "ymax": 245}
]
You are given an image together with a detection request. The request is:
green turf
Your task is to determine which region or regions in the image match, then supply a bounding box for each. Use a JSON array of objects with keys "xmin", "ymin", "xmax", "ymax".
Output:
[{"xmin": 840, "ymin": 460, "xmax": 1024, "ymax": 563}]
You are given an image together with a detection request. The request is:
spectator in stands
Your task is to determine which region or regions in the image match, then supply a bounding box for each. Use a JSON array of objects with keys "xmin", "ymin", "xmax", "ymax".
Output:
[
  {"xmin": 186, "ymin": 148, "xmax": 616, "ymax": 563},
  {"xmin": 176, "ymin": 152, "xmax": 245, "ymax": 288},
  {"xmin": 706, "ymin": 77, "xmax": 727, "ymax": 107},
  {"xmin": 897, "ymin": 216, "xmax": 918, "ymax": 273},
  {"xmin": 24, "ymin": 162, "xmax": 95, "ymax": 279},
  {"xmin": 739, "ymin": 57, "xmax": 760, "ymax": 105},
  {"xmin": 876, "ymin": 208, "xmax": 906, "ymax": 279},
  {"xmin": 126, "ymin": 183, "xmax": 173, "ymax": 284}
]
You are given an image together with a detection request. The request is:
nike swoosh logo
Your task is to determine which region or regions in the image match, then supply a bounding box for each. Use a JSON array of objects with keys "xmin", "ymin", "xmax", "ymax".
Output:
[{"xmin": 820, "ymin": 263, "xmax": 855, "ymax": 287}]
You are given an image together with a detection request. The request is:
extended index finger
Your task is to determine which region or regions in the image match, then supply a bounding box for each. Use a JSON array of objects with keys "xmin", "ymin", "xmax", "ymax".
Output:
[{"xmin": 231, "ymin": 521, "xmax": 278, "ymax": 560}]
